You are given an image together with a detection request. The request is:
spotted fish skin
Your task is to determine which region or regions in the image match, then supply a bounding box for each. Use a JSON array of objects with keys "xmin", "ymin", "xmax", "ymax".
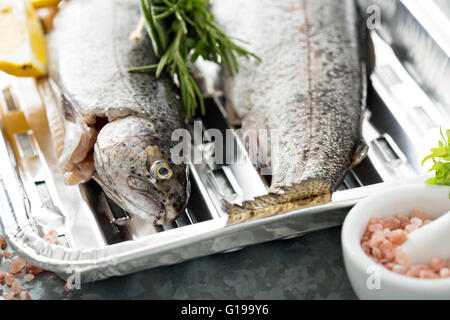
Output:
[
  {"xmin": 212, "ymin": 0, "xmax": 367, "ymax": 222},
  {"xmin": 46, "ymin": 0, "xmax": 189, "ymax": 224}
]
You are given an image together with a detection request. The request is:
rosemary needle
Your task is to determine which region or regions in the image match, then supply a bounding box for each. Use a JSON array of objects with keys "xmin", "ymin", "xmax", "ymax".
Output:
[{"xmin": 130, "ymin": 0, "xmax": 259, "ymax": 119}]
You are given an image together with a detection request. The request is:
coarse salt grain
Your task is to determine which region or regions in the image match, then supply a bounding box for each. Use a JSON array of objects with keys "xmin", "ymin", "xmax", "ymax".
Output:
[
  {"xmin": 394, "ymin": 247, "xmax": 410, "ymax": 268},
  {"xmin": 372, "ymin": 247, "xmax": 382, "ymax": 260},
  {"xmin": 404, "ymin": 224, "xmax": 418, "ymax": 233},
  {"xmin": 4, "ymin": 292, "xmax": 16, "ymax": 300},
  {"xmin": 381, "ymin": 217, "xmax": 401, "ymax": 230},
  {"xmin": 387, "ymin": 229, "xmax": 407, "ymax": 245},
  {"xmin": 5, "ymin": 273, "xmax": 14, "ymax": 286},
  {"xmin": 368, "ymin": 223, "xmax": 383, "ymax": 233},
  {"xmin": 9, "ymin": 256, "xmax": 26, "ymax": 274},
  {"xmin": 369, "ymin": 234, "xmax": 384, "ymax": 248},
  {"xmin": 419, "ymin": 270, "xmax": 439, "ymax": 279},
  {"xmin": 3, "ymin": 250, "xmax": 12, "ymax": 259},
  {"xmin": 430, "ymin": 257, "xmax": 446, "ymax": 272},
  {"xmin": 24, "ymin": 264, "xmax": 44, "ymax": 276},
  {"xmin": 410, "ymin": 209, "xmax": 430, "ymax": 221},
  {"xmin": 10, "ymin": 280, "xmax": 21, "ymax": 294},
  {"xmin": 0, "ymin": 271, "xmax": 6, "ymax": 283},
  {"xmin": 440, "ymin": 268, "xmax": 450, "ymax": 278},
  {"xmin": 392, "ymin": 264, "xmax": 407, "ymax": 275},
  {"xmin": 24, "ymin": 274, "xmax": 35, "ymax": 282},
  {"xmin": 20, "ymin": 290, "xmax": 31, "ymax": 300},
  {"xmin": 410, "ymin": 217, "xmax": 423, "ymax": 227},
  {"xmin": 0, "ymin": 237, "xmax": 6, "ymax": 250},
  {"xmin": 44, "ymin": 230, "xmax": 58, "ymax": 244}
]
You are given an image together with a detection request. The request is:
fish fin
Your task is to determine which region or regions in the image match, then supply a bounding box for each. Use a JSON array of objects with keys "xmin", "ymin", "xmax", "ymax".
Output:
[
  {"xmin": 38, "ymin": 78, "xmax": 97, "ymax": 184},
  {"xmin": 350, "ymin": 141, "xmax": 369, "ymax": 169},
  {"xmin": 225, "ymin": 179, "xmax": 332, "ymax": 224}
]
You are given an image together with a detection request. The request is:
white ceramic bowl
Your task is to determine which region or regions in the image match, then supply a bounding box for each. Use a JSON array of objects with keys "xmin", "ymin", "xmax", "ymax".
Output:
[{"xmin": 342, "ymin": 184, "xmax": 450, "ymax": 300}]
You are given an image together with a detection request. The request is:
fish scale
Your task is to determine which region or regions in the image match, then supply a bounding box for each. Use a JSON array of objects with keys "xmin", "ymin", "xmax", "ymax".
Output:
[{"xmin": 212, "ymin": 0, "xmax": 367, "ymax": 223}]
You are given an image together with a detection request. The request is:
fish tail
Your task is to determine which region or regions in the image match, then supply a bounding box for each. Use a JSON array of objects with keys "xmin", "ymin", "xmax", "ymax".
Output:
[{"xmin": 225, "ymin": 179, "xmax": 332, "ymax": 224}]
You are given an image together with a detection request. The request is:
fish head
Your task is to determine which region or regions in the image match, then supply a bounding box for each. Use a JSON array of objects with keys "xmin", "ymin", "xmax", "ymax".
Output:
[{"xmin": 94, "ymin": 116, "xmax": 189, "ymax": 225}]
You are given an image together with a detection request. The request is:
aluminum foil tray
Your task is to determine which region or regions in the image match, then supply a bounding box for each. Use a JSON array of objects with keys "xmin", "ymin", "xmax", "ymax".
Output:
[{"xmin": 0, "ymin": 27, "xmax": 446, "ymax": 282}]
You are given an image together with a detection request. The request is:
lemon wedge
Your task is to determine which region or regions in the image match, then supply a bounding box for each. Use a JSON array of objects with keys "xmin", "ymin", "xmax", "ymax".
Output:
[
  {"xmin": 0, "ymin": 0, "xmax": 47, "ymax": 77},
  {"xmin": 29, "ymin": 0, "xmax": 61, "ymax": 9}
]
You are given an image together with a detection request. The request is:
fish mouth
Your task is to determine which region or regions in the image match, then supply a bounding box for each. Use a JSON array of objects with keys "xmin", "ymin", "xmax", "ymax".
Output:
[{"xmin": 126, "ymin": 173, "xmax": 180, "ymax": 224}]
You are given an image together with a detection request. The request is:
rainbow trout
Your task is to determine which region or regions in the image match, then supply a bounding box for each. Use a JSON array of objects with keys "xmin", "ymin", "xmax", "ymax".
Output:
[
  {"xmin": 212, "ymin": 0, "xmax": 368, "ymax": 223},
  {"xmin": 45, "ymin": 0, "xmax": 189, "ymax": 224}
]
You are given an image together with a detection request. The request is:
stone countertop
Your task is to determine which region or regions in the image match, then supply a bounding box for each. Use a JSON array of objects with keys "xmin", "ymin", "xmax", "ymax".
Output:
[{"xmin": 0, "ymin": 226, "xmax": 357, "ymax": 300}]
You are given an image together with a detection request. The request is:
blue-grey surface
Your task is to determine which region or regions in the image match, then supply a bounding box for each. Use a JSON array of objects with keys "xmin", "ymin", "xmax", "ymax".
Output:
[{"xmin": 0, "ymin": 226, "xmax": 357, "ymax": 300}]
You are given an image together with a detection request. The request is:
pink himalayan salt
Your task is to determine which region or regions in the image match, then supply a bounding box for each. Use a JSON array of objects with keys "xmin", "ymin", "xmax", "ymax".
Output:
[
  {"xmin": 361, "ymin": 209, "xmax": 450, "ymax": 280},
  {"xmin": 396, "ymin": 214, "xmax": 410, "ymax": 227},
  {"xmin": 404, "ymin": 224, "xmax": 418, "ymax": 233},
  {"xmin": 369, "ymin": 233, "xmax": 385, "ymax": 248},
  {"xmin": 392, "ymin": 264, "xmax": 407, "ymax": 275},
  {"xmin": 406, "ymin": 265, "xmax": 425, "ymax": 278},
  {"xmin": 410, "ymin": 209, "xmax": 430, "ymax": 221},
  {"xmin": 368, "ymin": 223, "xmax": 383, "ymax": 233},
  {"xmin": 9, "ymin": 256, "xmax": 26, "ymax": 274},
  {"xmin": 419, "ymin": 270, "xmax": 439, "ymax": 279},
  {"xmin": 24, "ymin": 274, "xmax": 35, "ymax": 282},
  {"xmin": 0, "ymin": 236, "xmax": 6, "ymax": 249},
  {"xmin": 440, "ymin": 268, "xmax": 450, "ymax": 278},
  {"xmin": 0, "ymin": 284, "xmax": 2, "ymax": 292},
  {"xmin": 380, "ymin": 240, "xmax": 395, "ymax": 260},
  {"xmin": 384, "ymin": 262, "xmax": 395, "ymax": 271},
  {"xmin": 369, "ymin": 217, "xmax": 382, "ymax": 225},
  {"xmin": 44, "ymin": 230, "xmax": 58, "ymax": 244},
  {"xmin": 386, "ymin": 229, "xmax": 408, "ymax": 245},
  {"xmin": 410, "ymin": 217, "xmax": 423, "ymax": 227},
  {"xmin": 4, "ymin": 292, "xmax": 16, "ymax": 300},
  {"xmin": 5, "ymin": 273, "xmax": 14, "ymax": 286},
  {"xmin": 3, "ymin": 250, "xmax": 12, "ymax": 259},
  {"xmin": 394, "ymin": 247, "xmax": 410, "ymax": 268},
  {"xmin": 24, "ymin": 264, "xmax": 44, "ymax": 276},
  {"xmin": 430, "ymin": 257, "xmax": 446, "ymax": 272},
  {"xmin": 0, "ymin": 271, "xmax": 6, "ymax": 283},
  {"xmin": 372, "ymin": 247, "xmax": 382, "ymax": 260},
  {"xmin": 10, "ymin": 281, "xmax": 21, "ymax": 294},
  {"xmin": 381, "ymin": 217, "xmax": 401, "ymax": 230},
  {"xmin": 20, "ymin": 290, "xmax": 31, "ymax": 300}
]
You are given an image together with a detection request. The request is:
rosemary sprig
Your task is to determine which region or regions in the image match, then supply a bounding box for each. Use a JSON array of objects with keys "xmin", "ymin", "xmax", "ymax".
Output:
[{"xmin": 130, "ymin": 0, "xmax": 259, "ymax": 119}]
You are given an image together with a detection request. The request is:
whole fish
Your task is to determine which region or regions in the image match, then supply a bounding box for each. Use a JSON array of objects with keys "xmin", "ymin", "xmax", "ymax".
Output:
[
  {"xmin": 212, "ymin": 0, "xmax": 368, "ymax": 223},
  {"xmin": 45, "ymin": 0, "xmax": 189, "ymax": 224}
]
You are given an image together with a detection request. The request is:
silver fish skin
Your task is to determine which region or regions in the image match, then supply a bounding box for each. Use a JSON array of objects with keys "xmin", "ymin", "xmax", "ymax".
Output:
[
  {"xmin": 46, "ymin": 0, "xmax": 189, "ymax": 224},
  {"xmin": 212, "ymin": 0, "xmax": 367, "ymax": 222}
]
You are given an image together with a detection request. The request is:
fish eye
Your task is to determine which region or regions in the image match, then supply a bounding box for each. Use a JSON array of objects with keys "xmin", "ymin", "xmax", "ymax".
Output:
[{"xmin": 149, "ymin": 160, "xmax": 173, "ymax": 181}]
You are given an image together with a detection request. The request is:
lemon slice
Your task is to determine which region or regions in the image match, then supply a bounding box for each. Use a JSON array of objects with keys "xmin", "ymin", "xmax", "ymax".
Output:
[
  {"xmin": 29, "ymin": 0, "xmax": 61, "ymax": 9},
  {"xmin": 0, "ymin": 0, "xmax": 47, "ymax": 77}
]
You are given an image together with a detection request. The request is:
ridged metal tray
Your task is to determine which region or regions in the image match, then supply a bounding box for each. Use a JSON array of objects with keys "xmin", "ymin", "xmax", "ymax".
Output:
[{"xmin": 0, "ymin": 1, "xmax": 448, "ymax": 282}]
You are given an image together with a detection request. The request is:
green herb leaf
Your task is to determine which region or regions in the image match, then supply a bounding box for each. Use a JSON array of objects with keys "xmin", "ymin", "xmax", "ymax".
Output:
[
  {"xmin": 422, "ymin": 128, "xmax": 450, "ymax": 186},
  {"xmin": 131, "ymin": 0, "xmax": 260, "ymax": 119}
]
